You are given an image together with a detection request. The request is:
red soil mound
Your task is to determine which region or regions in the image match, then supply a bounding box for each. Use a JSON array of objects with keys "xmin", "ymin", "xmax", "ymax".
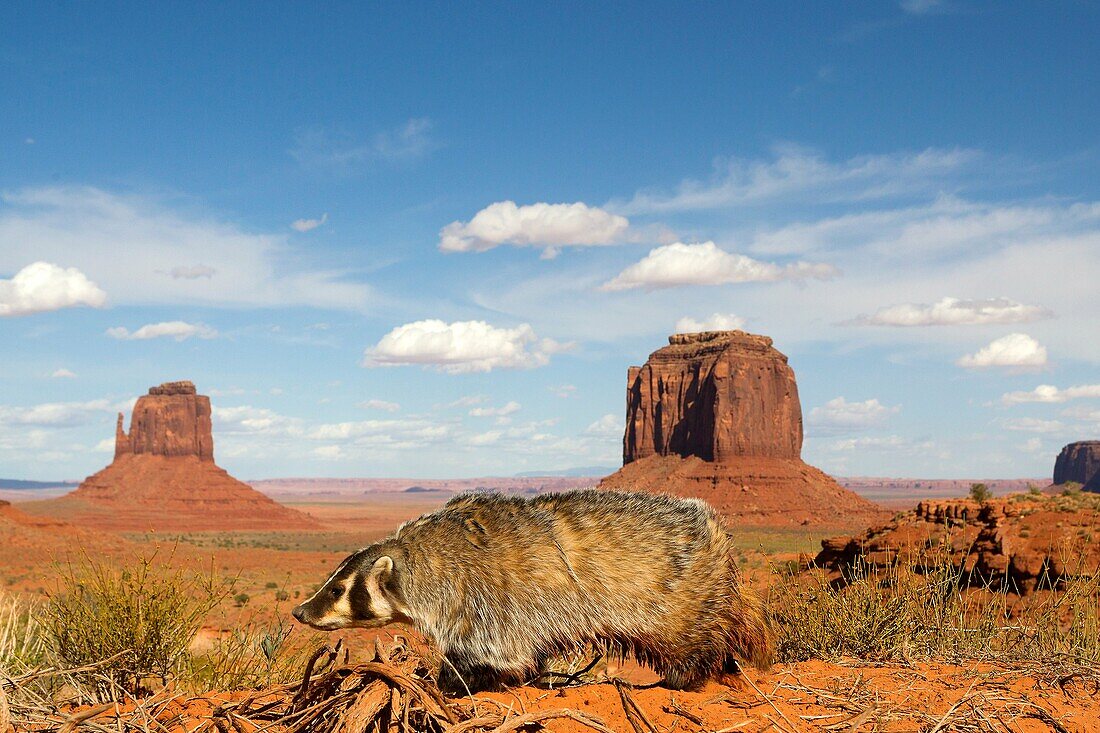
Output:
[
  {"xmin": 600, "ymin": 331, "xmax": 888, "ymax": 529},
  {"xmin": 25, "ymin": 381, "xmax": 318, "ymax": 533}
]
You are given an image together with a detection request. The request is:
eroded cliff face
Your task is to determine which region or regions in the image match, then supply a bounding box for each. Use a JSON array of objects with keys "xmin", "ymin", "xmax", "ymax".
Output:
[
  {"xmin": 61, "ymin": 381, "xmax": 318, "ymax": 531},
  {"xmin": 115, "ymin": 381, "xmax": 214, "ymax": 460},
  {"xmin": 624, "ymin": 332, "xmax": 802, "ymax": 464},
  {"xmin": 1053, "ymin": 441, "xmax": 1100, "ymax": 491},
  {"xmin": 814, "ymin": 494, "xmax": 1100, "ymax": 594},
  {"xmin": 603, "ymin": 330, "xmax": 887, "ymax": 529}
]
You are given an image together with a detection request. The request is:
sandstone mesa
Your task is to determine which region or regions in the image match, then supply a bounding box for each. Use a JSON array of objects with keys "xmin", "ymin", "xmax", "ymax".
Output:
[{"xmin": 600, "ymin": 330, "xmax": 888, "ymax": 528}]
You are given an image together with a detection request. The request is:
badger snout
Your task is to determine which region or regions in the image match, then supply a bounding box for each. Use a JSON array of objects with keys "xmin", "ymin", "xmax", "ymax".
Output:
[{"xmin": 291, "ymin": 604, "xmax": 307, "ymax": 623}]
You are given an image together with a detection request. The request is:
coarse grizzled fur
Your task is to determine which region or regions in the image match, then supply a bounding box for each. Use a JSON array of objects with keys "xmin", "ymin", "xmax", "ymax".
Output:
[{"xmin": 292, "ymin": 489, "xmax": 773, "ymax": 693}]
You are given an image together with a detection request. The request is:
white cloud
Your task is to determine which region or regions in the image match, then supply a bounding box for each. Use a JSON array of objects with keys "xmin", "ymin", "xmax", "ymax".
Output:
[
  {"xmin": 602, "ymin": 241, "xmax": 836, "ymax": 292},
  {"xmin": 549, "ymin": 384, "xmax": 577, "ymax": 398},
  {"xmin": 957, "ymin": 333, "xmax": 1047, "ymax": 369},
  {"xmin": 675, "ymin": 313, "xmax": 746, "ymax": 333},
  {"xmin": 166, "ymin": 264, "xmax": 216, "ymax": 279},
  {"xmin": 0, "ymin": 187, "xmax": 369, "ymax": 311},
  {"xmin": 440, "ymin": 201, "xmax": 630, "ymax": 258},
  {"xmin": 291, "ymin": 118, "xmax": 433, "ymax": 168},
  {"xmin": 469, "ymin": 401, "xmax": 521, "ymax": 418},
  {"xmin": 809, "ymin": 397, "xmax": 900, "ymax": 432},
  {"xmin": 445, "ymin": 395, "xmax": 487, "ymax": 408},
  {"xmin": 611, "ymin": 146, "xmax": 977, "ymax": 215},
  {"xmin": 585, "ymin": 413, "xmax": 623, "ymax": 439},
  {"xmin": 312, "ymin": 445, "xmax": 345, "ymax": 459},
  {"xmin": 291, "ymin": 213, "xmax": 328, "ymax": 232},
  {"xmin": 0, "ymin": 261, "xmax": 106, "ymax": 317},
  {"xmin": 1002, "ymin": 417, "xmax": 1065, "ymax": 434},
  {"xmin": 826, "ymin": 435, "xmax": 910, "ymax": 451},
  {"xmin": 51, "ymin": 368, "xmax": 77, "ymax": 379},
  {"xmin": 362, "ymin": 320, "xmax": 568, "ymax": 373},
  {"xmin": 358, "ymin": 399, "xmax": 401, "ymax": 413},
  {"xmin": 849, "ymin": 296, "xmax": 1053, "ymax": 327},
  {"xmin": 1002, "ymin": 383, "xmax": 1100, "ymax": 405},
  {"xmin": 0, "ymin": 398, "xmax": 114, "ymax": 427},
  {"xmin": 107, "ymin": 320, "xmax": 218, "ymax": 341}
]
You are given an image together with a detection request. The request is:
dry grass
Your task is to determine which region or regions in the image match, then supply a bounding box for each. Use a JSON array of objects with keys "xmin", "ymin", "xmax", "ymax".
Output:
[
  {"xmin": 38, "ymin": 550, "xmax": 229, "ymax": 702},
  {"xmin": 771, "ymin": 554, "xmax": 1100, "ymax": 673}
]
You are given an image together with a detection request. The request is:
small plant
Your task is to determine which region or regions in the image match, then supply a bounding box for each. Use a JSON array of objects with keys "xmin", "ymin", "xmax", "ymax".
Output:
[
  {"xmin": 234, "ymin": 592, "xmax": 251, "ymax": 607},
  {"xmin": 275, "ymin": 589, "xmax": 290, "ymax": 601},
  {"xmin": 39, "ymin": 550, "xmax": 228, "ymax": 701},
  {"xmin": 188, "ymin": 613, "xmax": 323, "ymax": 691},
  {"xmin": 969, "ymin": 482, "xmax": 992, "ymax": 502},
  {"xmin": 1028, "ymin": 483, "xmax": 1043, "ymax": 496},
  {"xmin": 265, "ymin": 581, "xmax": 278, "ymax": 589}
]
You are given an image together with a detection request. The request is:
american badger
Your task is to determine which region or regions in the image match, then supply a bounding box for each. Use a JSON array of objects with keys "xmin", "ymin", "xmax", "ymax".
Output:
[{"xmin": 292, "ymin": 490, "xmax": 772, "ymax": 692}]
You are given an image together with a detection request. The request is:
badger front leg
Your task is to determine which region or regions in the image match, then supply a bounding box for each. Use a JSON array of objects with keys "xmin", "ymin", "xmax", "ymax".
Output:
[{"xmin": 437, "ymin": 651, "xmax": 507, "ymax": 694}]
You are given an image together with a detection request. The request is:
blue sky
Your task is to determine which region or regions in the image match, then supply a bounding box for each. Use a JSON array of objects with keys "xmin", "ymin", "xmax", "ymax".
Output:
[{"xmin": 2, "ymin": 1, "xmax": 1098, "ymax": 480}]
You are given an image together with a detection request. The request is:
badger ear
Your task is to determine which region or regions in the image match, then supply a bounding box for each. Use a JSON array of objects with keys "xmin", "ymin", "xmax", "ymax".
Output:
[{"xmin": 370, "ymin": 555, "xmax": 393, "ymax": 579}]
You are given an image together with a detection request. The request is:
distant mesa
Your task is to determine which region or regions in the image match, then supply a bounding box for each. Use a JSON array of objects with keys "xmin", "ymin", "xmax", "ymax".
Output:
[
  {"xmin": 599, "ymin": 330, "xmax": 888, "ymax": 528},
  {"xmin": 24, "ymin": 381, "xmax": 318, "ymax": 532},
  {"xmin": 1053, "ymin": 441, "xmax": 1100, "ymax": 492}
]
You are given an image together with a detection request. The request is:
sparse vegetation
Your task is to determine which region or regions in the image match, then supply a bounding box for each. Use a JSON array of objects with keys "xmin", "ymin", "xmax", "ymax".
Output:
[
  {"xmin": 38, "ymin": 551, "xmax": 228, "ymax": 700},
  {"xmin": 773, "ymin": 555, "xmax": 1100, "ymax": 666},
  {"xmin": 969, "ymin": 482, "xmax": 992, "ymax": 502}
]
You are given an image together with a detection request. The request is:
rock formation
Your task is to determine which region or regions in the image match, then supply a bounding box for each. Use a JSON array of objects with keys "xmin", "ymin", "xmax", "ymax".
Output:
[
  {"xmin": 601, "ymin": 331, "xmax": 888, "ymax": 528},
  {"xmin": 1053, "ymin": 441, "xmax": 1100, "ymax": 492},
  {"xmin": 37, "ymin": 381, "xmax": 318, "ymax": 532},
  {"xmin": 814, "ymin": 493, "xmax": 1100, "ymax": 594}
]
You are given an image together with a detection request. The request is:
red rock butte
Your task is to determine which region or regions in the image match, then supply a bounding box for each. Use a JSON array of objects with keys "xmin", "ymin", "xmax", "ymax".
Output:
[
  {"xmin": 599, "ymin": 331, "xmax": 888, "ymax": 528},
  {"xmin": 33, "ymin": 381, "xmax": 318, "ymax": 532}
]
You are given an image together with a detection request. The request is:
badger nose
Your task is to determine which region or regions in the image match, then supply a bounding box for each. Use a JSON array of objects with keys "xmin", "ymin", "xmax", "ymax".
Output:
[{"xmin": 291, "ymin": 605, "xmax": 306, "ymax": 623}]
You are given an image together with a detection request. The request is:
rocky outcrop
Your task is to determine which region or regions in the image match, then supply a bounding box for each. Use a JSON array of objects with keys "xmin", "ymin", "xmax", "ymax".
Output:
[
  {"xmin": 1053, "ymin": 441, "xmax": 1100, "ymax": 492},
  {"xmin": 624, "ymin": 332, "xmax": 801, "ymax": 463},
  {"xmin": 41, "ymin": 381, "xmax": 319, "ymax": 532},
  {"xmin": 602, "ymin": 331, "xmax": 888, "ymax": 529},
  {"xmin": 115, "ymin": 381, "xmax": 214, "ymax": 460},
  {"xmin": 814, "ymin": 494, "xmax": 1100, "ymax": 594}
]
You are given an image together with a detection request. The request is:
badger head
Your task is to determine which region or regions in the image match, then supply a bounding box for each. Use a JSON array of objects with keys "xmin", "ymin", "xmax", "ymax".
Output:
[{"xmin": 292, "ymin": 548, "xmax": 405, "ymax": 630}]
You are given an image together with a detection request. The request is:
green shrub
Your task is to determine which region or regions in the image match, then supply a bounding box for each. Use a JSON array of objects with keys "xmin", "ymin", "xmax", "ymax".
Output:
[
  {"xmin": 39, "ymin": 552, "xmax": 227, "ymax": 701},
  {"xmin": 969, "ymin": 482, "xmax": 992, "ymax": 502},
  {"xmin": 234, "ymin": 592, "xmax": 251, "ymax": 607}
]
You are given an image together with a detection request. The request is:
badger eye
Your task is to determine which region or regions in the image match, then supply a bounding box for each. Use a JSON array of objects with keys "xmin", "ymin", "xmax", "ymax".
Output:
[{"xmin": 330, "ymin": 586, "xmax": 342, "ymax": 598}]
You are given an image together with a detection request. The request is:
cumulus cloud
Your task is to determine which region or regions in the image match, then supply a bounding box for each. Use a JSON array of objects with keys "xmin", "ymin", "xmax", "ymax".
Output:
[
  {"xmin": 675, "ymin": 313, "xmax": 746, "ymax": 333},
  {"xmin": 291, "ymin": 213, "xmax": 328, "ymax": 232},
  {"xmin": 469, "ymin": 401, "xmax": 521, "ymax": 418},
  {"xmin": 549, "ymin": 384, "xmax": 577, "ymax": 398},
  {"xmin": 362, "ymin": 320, "xmax": 568, "ymax": 373},
  {"xmin": 439, "ymin": 201, "xmax": 630, "ymax": 258},
  {"xmin": 358, "ymin": 399, "xmax": 401, "ymax": 413},
  {"xmin": 166, "ymin": 264, "xmax": 216, "ymax": 279},
  {"xmin": 0, "ymin": 261, "xmax": 106, "ymax": 317},
  {"xmin": 957, "ymin": 333, "xmax": 1047, "ymax": 369},
  {"xmin": 51, "ymin": 368, "xmax": 77, "ymax": 379},
  {"xmin": 611, "ymin": 146, "xmax": 977, "ymax": 215},
  {"xmin": 585, "ymin": 414, "xmax": 623, "ymax": 439},
  {"xmin": 1001, "ymin": 383, "xmax": 1100, "ymax": 405},
  {"xmin": 0, "ymin": 187, "xmax": 369, "ymax": 311},
  {"xmin": 849, "ymin": 296, "xmax": 1053, "ymax": 327},
  {"xmin": 809, "ymin": 397, "xmax": 900, "ymax": 432},
  {"xmin": 106, "ymin": 321, "xmax": 218, "ymax": 341},
  {"xmin": 601, "ymin": 241, "xmax": 836, "ymax": 291}
]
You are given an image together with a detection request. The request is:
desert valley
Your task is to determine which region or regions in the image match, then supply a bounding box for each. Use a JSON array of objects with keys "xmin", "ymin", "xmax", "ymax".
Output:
[
  {"xmin": 3, "ymin": 329, "xmax": 1100, "ymax": 732},
  {"xmin": 4, "ymin": 6, "xmax": 1099, "ymax": 732}
]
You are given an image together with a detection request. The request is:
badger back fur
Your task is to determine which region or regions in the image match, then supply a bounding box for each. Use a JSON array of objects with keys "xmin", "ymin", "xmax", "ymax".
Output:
[{"xmin": 293, "ymin": 489, "xmax": 772, "ymax": 692}]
